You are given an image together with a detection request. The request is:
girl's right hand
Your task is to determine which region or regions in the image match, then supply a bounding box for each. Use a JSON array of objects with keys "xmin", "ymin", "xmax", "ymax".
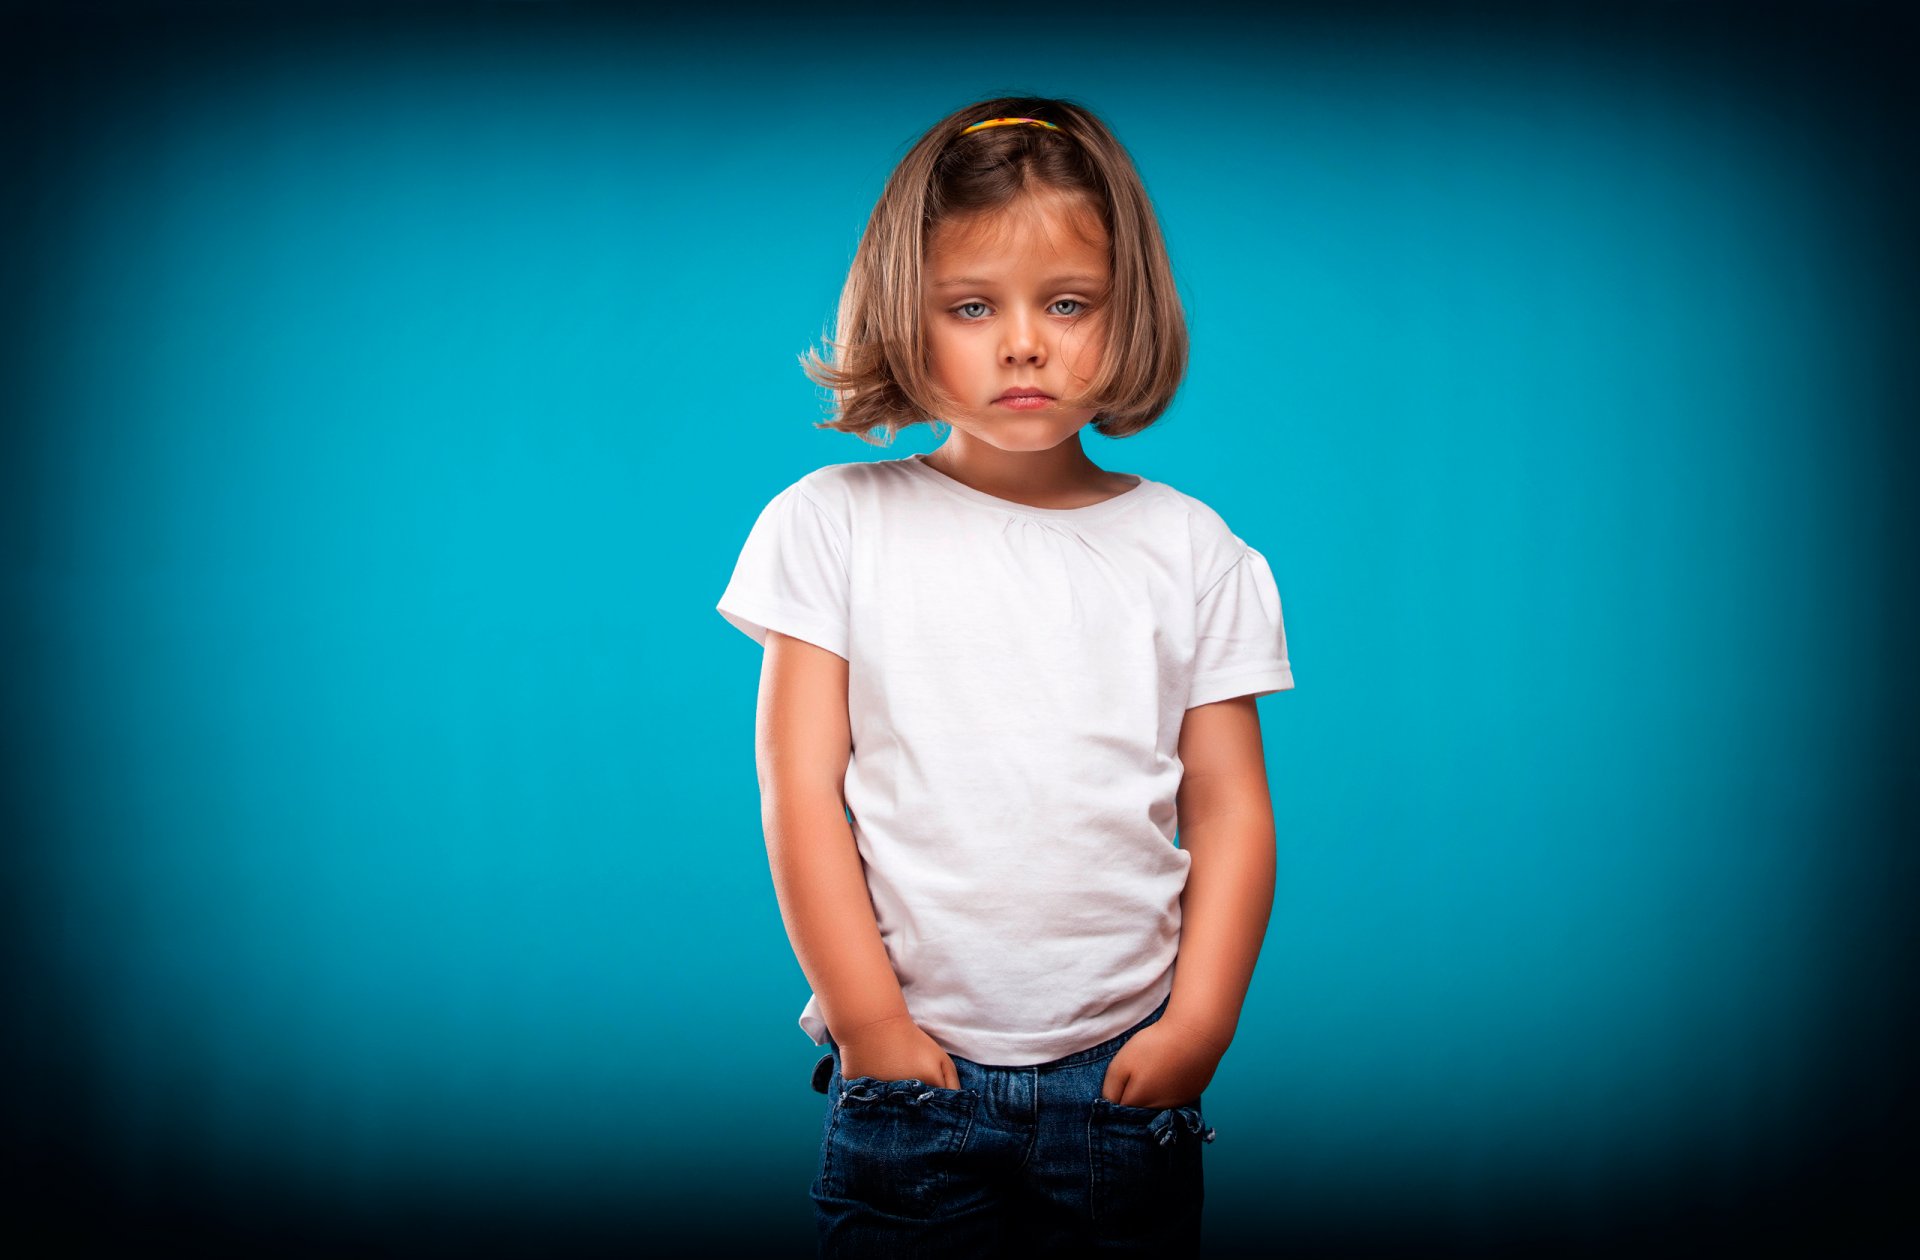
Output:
[{"xmin": 835, "ymin": 1013, "xmax": 961, "ymax": 1090}]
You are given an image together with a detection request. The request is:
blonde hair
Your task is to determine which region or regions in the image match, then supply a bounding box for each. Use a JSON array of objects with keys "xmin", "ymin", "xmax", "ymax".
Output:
[{"xmin": 799, "ymin": 94, "xmax": 1189, "ymax": 444}]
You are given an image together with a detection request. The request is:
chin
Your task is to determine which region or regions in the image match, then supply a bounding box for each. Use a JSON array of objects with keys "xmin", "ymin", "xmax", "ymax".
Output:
[
  {"xmin": 986, "ymin": 414, "xmax": 1087, "ymax": 436},
  {"xmin": 985, "ymin": 432, "xmax": 1076, "ymax": 453}
]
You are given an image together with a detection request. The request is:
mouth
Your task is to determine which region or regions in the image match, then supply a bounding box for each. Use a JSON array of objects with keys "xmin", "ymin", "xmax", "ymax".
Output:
[{"xmin": 995, "ymin": 388, "xmax": 1055, "ymax": 409}]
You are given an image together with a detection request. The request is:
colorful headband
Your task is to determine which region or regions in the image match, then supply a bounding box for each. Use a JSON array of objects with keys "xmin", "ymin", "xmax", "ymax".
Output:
[{"xmin": 961, "ymin": 116, "xmax": 1061, "ymax": 135}]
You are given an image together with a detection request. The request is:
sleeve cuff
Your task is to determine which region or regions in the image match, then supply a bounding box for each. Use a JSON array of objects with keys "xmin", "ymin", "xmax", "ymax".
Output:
[
  {"xmin": 716, "ymin": 596, "xmax": 850, "ymax": 662},
  {"xmin": 1187, "ymin": 664, "xmax": 1294, "ymax": 710}
]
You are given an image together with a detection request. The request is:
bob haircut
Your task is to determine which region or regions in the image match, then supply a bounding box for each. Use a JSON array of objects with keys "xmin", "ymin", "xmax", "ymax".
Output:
[{"xmin": 800, "ymin": 94, "xmax": 1188, "ymax": 444}]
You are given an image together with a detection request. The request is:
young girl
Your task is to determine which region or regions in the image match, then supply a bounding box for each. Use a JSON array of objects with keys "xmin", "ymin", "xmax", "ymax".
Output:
[{"xmin": 717, "ymin": 94, "xmax": 1294, "ymax": 1257}]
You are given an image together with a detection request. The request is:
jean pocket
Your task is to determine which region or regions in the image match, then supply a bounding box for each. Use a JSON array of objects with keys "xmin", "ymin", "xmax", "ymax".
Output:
[
  {"xmin": 820, "ymin": 1078, "xmax": 980, "ymax": 1219},
  {"xmin": 1087, "ymin": 1096, "xmax": 1212, "ymax": 1242}
]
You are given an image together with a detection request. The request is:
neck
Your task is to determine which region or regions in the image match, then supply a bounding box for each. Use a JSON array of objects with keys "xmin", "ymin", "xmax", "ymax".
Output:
[{"xmin": 924, "ymin": 433, "xmax": 1110, "ymax": 500}]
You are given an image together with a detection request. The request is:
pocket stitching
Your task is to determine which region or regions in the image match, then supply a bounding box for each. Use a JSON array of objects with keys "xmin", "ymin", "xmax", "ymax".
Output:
[
  {"xmin": 839, "ymin": 1076, "xmax": 979, "ymax": 1106},
  {"xmin": 822, "ymin": 1075, "xmax": 980, "ymax": 1216},
  {"xmin": 1087, "ymin": 1097, "xmax": 1209, "ymax": 1231},
  {"xmin": 1092, "ymin": 1096, "xmax": 1202, "ymax": 1118}
]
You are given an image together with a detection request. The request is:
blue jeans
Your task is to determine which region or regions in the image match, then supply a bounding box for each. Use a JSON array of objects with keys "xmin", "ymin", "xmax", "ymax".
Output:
[{"xmin": 809, "ymin": 994, "xmax": 1214, "ymax": 1257}]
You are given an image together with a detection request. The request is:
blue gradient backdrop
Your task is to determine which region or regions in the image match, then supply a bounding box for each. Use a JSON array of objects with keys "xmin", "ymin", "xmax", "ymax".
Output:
[{"xmin": 4, "ymin": 2, "xmax": 1913, "ymax": 1256}]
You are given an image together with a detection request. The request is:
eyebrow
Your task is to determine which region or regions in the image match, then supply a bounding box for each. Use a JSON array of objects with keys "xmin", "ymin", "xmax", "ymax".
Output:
[{"xmin": 930, "ymin": 274, "xmax": 1106, "ymax": 289}]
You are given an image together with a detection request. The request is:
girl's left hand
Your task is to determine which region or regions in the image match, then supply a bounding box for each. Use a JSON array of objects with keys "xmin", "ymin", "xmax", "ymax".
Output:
[{"xmin": 1097, "ymin": 1017, "xmax": 1228, "ymax": 1110}]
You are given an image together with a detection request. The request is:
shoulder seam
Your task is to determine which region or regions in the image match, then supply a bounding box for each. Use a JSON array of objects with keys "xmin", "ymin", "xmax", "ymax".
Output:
[
  {"xmin": 792, "ymin": 484, "xmax": 852, "ymax": 573},
  {"xmin": 1197, "ymin": 545, "xmax": 1252, "ymax": 601}
]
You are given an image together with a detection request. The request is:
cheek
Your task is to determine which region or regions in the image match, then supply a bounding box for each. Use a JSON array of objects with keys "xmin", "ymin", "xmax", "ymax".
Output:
[
  {"xmin": 926, "ymin": 330, "xmax": 966, "ymax": 383},
  {"xmin": 1063, "ymin": 321, "xmax": 1104, "ymax": 380}
]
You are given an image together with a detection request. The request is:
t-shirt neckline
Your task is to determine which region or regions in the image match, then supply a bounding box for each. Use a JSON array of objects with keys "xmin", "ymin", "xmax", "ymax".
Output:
[{"xmin": 900, "ymin": 453, "xmax": 1152, "ymax": 521}]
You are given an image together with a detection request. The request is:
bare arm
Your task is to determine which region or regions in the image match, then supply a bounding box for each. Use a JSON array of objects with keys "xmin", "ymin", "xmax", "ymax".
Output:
[
  {"xmin": 756, "ymin": 630, "xmax": 910, "ymax": 1045},
  {"xmin": 1099, "ymin": 693, "xmax": 1275, "ymax": 1107},
  {"xmin": 1163, "ymin": 693, "xmax": 1277, "ymax": 1055}
]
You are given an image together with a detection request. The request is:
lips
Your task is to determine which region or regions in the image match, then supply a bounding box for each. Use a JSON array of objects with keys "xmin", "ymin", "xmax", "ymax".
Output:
[{"xmin": 996, "ymin": 388, "xmax": 1053, "ymax": 401}]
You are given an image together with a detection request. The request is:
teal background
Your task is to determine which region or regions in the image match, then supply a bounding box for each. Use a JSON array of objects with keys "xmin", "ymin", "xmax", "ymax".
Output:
[{"xmin": 4, "ymin": 2, "xmax": 1912, "ymax": 1255}]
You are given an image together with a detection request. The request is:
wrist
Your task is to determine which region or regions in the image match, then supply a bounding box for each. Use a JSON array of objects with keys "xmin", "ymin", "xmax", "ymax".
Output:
[
  {"xmin": 1161, "ymin": 1000, "xmax": 1236, "ymax": 1056},
  {"xmin": 831, "ymin": 1009, "xmax": 916, "ymax": 1045}
]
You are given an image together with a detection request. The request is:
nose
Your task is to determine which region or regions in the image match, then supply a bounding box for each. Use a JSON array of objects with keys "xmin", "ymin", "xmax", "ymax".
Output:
[{"xmin": 1000, "ymin": 310, "xmax": 1045, "ymax": 366}]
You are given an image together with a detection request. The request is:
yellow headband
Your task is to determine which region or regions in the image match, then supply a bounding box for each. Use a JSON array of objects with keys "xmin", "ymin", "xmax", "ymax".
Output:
[{"xmin": 961, "ymin": 116, "xmax": 1061, "ymax": 135}]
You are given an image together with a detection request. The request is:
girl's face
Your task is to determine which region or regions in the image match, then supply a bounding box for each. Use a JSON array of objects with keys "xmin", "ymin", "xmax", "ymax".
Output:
[{"xmin": 922, "ymin": 192, "xmax": 1110, "ymax": 450}]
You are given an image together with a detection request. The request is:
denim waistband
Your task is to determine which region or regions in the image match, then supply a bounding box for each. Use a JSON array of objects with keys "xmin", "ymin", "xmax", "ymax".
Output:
[
  {"xmin": 1018, "ymin": 991, "xmax": 1173, "ymax": 1071},
  {"xmin": 830, "ymin": 991, "xmax": 1173, "ymax": 1073}
]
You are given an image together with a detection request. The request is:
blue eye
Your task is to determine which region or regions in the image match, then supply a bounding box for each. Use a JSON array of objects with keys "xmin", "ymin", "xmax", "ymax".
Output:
[
  {"xmin": 1051, "ymin": 299, "xmax": 1085, "ymax": 316},
  {"xmin": 954, "ymin": 302, "xmax": 989, "ymax": 319}
]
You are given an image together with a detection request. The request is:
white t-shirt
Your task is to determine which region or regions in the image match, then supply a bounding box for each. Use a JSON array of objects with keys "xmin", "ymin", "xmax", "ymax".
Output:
[{"xmin": 716, "ymin": 452, "xmax": 1294, "ymax": 1066}]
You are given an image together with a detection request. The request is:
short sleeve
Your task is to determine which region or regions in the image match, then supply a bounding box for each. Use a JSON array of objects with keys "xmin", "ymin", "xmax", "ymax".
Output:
[
  {"xmin": 716, "ymin": 485, "xmax": 850, "ymax": 661},
  {"xmin": 1187, "ymin": 545, "xmax": 1295, "ymax": 708}
]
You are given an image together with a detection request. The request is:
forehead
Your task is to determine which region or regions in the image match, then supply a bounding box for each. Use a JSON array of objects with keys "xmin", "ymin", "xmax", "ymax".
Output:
[{"xmin": 927, "ymin": 193, "xmax": 1110, "ymax": 272}]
